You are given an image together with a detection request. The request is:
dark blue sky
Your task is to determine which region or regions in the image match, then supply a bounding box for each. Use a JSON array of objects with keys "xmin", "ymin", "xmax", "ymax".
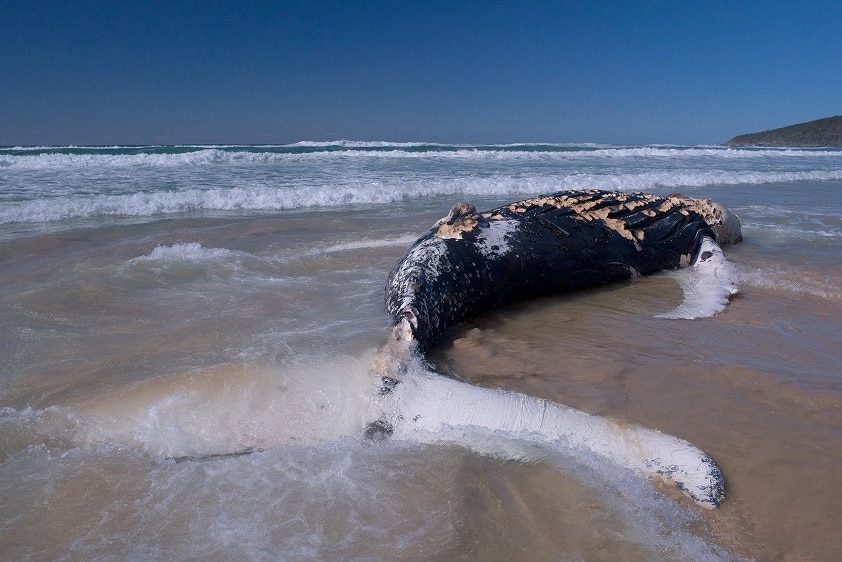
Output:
[{"xmin": 2, "ymin": 1, "xmax": 840, "ymax": 145}]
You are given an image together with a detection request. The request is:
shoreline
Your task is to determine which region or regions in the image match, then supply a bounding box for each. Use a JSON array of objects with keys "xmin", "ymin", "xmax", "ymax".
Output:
[{"xmin": 2, "ymin": 147, "xmax": 841, "ymax": 559}]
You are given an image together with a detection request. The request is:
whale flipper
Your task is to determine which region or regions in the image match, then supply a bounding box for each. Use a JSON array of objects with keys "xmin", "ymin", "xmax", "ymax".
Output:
[{"xmin": 374, "ymin": 366, "xmax": 725, "ymax": 509}]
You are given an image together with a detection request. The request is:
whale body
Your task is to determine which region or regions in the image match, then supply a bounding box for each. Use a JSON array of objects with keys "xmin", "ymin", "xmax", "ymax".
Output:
[
  {"xmin": 374, "ymin": 190, "xmax": 742, "ymax": 509},
  {"xmin": 386, "ymin": 189, "xmax": 742, "ymax": 349}
]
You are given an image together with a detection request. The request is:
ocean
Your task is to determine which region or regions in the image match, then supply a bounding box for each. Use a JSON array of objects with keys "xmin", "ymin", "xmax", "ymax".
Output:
[{"xmin": 1, "ymin": 143, "xmax": 841, "ymax": 560}]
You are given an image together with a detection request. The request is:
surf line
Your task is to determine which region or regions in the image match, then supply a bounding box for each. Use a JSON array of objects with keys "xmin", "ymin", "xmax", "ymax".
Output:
[{"xmin": 371, "ymin": 190, "xmax": 743, "ymax": 509}]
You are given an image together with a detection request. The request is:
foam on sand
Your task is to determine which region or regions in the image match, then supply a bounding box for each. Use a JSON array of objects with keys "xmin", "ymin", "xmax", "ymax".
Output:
[{"xmin": 2, "ymin": 340, "xmax": 724, "ymax": 509}]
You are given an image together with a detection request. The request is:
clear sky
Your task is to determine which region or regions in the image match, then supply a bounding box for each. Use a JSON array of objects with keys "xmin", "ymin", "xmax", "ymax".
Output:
[{"xmin": 2, "ymin": 0, "xmax": 840, "ymax": 146}]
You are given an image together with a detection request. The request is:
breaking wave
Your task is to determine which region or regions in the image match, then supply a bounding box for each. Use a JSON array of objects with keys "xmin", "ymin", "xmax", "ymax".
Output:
[
  {"xmin": 4, "ymin": 168, "xmax": 842, "ymax": 225},
  {"xmin": 2, "ymin": 143, "xmax": 841, "ymax": 170}
]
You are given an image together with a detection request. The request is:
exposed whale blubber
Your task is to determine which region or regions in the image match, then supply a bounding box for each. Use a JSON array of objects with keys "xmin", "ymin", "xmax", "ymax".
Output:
[{"xmin": 376, "ymin": 190, "xmax": 742, "ymax": 509}]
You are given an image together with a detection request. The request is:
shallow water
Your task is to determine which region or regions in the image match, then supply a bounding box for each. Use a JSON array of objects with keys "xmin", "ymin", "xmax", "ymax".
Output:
[
  {"xmin": 2, "ymin": 144, "xmax": 841, "ymax": 560},
  {"xmin": 430, "ymin": 274, "xmax": 842, "ymax": 559}
]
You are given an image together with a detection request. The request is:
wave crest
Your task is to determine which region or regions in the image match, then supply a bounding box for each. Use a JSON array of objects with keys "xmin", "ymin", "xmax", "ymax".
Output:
[
  {"xmin": 3, "ymin": 144, "xmax": 841, "ymax": 170},
  {"xmin": 4, "ymin": 168, "xmax": 842, "ymax": 225}
]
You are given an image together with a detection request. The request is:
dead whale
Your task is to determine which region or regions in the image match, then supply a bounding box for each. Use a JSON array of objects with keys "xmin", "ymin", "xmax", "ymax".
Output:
[
  {"xmin": 372, "ymin": 190, "xmax": 742, "ymax": 509},
  {"xmin": 386, "ymin": 189, "xmax": 742, "ymax": 349}
]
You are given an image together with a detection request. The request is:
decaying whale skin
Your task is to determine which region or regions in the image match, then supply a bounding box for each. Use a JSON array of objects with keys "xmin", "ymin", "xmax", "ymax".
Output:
[{"xmin": 386, "ymin": 189, "xmax": 742, "ymax": 349}]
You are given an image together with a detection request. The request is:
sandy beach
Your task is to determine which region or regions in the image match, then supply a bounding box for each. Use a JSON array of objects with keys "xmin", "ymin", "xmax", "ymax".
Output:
[{"xmin": 2, "ymin": 144, "xmax": 841, "ymax": 560}]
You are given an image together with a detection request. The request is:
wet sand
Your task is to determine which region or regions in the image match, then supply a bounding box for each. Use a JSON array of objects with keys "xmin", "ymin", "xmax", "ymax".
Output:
[
  {"xmin": 3, "ymin": 189, "xmax": 841, "ymax": 559},
  {"xmin": 429, "ymin": 277, "xmax": 842, "ymax": 560}
]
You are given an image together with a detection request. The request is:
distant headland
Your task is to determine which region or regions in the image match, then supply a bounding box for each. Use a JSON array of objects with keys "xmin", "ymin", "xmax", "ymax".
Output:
[{"xmin": 725, "ymin": 115, "xmax": 842, "ymax": 147}]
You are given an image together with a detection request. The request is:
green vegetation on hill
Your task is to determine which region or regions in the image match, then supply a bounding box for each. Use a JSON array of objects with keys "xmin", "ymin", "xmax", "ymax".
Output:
[{"xmin": 726, "ymin": 115, "xmax": 842, "ymax": 147}]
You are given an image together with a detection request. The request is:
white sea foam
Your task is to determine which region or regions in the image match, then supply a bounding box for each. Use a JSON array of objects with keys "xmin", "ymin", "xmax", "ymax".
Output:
[
  {"xmin": 746, "ymin": 219, "xmax": 842, "ymax": 242},
  {"xmin": 313, "ymin": 234, "xmax": 421, "ymax": 255},
  {"xmin": 128, "ymin": 242, "xmax": 239, "ymax": 263},
  {"xmin": 289, "ymin": 140, "xmax": 442, "ymax": 148},
  {"xmin": 738, "ymin": 265, "xmax": 842, "ymax": 301},
  {"xmin": 3, "ymin": 143, "xmax": 842, "ymax": 228},
  {"xmin": 0, "ymin": 355, "xmax": 378, "ymax": 459},
  {"xmin": 5, "ymin": 168, "xmax": 842, "ymax": 226},
  {"xmin": 117, "ymin": 242, "xmax": 246, "ymax": 273},
  {"xmin": 2, "ymin": 144, "xmax": 841, "ymax": 171},
  {"xmin": 115, "ymin": 243, "xmax": 276, "ymax": 283}
]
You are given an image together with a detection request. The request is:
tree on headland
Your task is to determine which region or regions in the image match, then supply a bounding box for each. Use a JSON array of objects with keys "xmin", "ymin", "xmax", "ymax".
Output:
[{"xmin": 725, "ymin": 115, "xmax": 842, "ymax": 147}]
